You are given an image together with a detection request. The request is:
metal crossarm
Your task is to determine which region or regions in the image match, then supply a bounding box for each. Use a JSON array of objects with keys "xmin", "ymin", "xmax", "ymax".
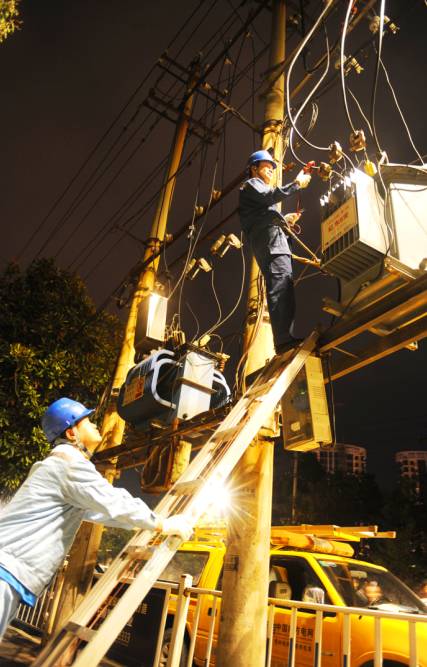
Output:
[{"xmin": 33, "ymin": 331, "xmax": 319, "ymax": 667}]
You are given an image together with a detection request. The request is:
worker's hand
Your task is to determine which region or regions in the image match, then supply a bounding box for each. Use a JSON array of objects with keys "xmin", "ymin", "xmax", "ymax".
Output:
[
  {"xmin": 294, "ymin": 169, "xmax": 311, "ymax": 189},
  {"xmin": 284, "ymin": 212, "xmax": 302, "ymax": 226},
  {"xmin": 159, "ymin": 514, "xmax": 193, "ymax": 541}
]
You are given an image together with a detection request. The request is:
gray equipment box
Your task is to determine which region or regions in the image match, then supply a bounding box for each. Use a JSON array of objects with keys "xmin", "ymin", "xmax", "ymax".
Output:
[
  {"xmin": 320, "ymin": 169, "xmax": 388, "ymax": 296},
  {"xmin": 134, "ymin": 293, "xmax": 168, "ymax": 355},
  {"xmin": 282, "ymin": 355, "xmax": 332, "ymax": 452}
]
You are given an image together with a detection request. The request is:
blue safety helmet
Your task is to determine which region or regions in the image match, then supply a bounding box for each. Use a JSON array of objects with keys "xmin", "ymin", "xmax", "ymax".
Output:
[
  {"xmin": 247, "ymin": 149, "xmax": 277, "ymax": 169},
  {"xmin": 41, "ymin": 398, "xmax": 95, "ymax": 442}
]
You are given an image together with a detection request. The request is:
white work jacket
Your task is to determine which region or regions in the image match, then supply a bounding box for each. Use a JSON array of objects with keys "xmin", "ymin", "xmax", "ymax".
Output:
[{"xmin": 0, "ymin": 442, "xmax": 159, "ymax": 596}]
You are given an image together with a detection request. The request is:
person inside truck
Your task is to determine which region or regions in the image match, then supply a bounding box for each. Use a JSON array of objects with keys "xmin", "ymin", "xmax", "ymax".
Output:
[
  {"xmin": 362, "ymin": 579, "xmax": 388, "ymax": 606},
  {"xmin": 269, "ymin": 564, "xmax": 292, "ymax": 599}
]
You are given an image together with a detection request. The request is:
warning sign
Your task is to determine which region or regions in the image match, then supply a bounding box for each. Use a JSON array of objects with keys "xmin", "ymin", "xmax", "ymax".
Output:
[
  {"xmin": 321, "ymin": 196, "xmax": 357, "ymax": 250},
  {"xmin": 122, "ymin": 376, "xmax": 145, "ymax": 406}
]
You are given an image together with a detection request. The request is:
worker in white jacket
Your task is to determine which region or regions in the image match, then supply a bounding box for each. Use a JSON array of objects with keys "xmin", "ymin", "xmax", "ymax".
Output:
[{"xmin": 0, "ymin": 397, "xmax": 193, "ymax": 640}]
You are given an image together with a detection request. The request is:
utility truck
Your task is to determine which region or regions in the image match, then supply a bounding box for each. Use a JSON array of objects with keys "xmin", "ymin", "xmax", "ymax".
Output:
[{"xmin": 104, "ymin": 524, "xmax": 427, "ymax": 667}]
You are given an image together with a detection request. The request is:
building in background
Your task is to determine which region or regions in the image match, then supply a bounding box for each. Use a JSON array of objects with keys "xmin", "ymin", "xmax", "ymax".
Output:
[
  {"xmin": 395, "ymin": 450, "xmax": 427, "ymax": 493},
  {"xmin": 316, "ymin": 443, "xmax": 367, "ymax": 475}
]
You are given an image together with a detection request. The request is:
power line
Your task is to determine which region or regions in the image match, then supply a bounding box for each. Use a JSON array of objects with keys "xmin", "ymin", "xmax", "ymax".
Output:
[{"xmin": 16, "ymin": 0, "xmax": 215, "ymax": 263}]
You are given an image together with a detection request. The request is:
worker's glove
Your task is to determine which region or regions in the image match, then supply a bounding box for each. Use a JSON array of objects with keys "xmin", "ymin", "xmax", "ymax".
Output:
[
  {"xmin": 283, "ymin": 212, "xmax": 301, "ymax": 226},
  {"xmin": 159, "ymin": 514, "xmax": 193, "ymax": 541},
  {"xmin": 294, "ymin": 170, "xmax": 311, "ymax": 189}
]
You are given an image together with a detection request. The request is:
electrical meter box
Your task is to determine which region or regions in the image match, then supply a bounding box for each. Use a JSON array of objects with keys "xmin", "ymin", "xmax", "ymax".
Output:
[
  {"xmin": 134, "ymin": 293, "xmax": 168, "ymax": 356},
  {"xmin": 281, "ymin": 355, "xmax": 332, "ymax": 452}
]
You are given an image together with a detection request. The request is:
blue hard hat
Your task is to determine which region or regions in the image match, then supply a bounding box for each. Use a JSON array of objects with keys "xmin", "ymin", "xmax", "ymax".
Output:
[
  {"xmin": 41, "ymin": 398, "xmax": 95, "ymax": 442},
  {"xmin": 247, "ymin": 150, "xmax": 277, "ymax": 169}
]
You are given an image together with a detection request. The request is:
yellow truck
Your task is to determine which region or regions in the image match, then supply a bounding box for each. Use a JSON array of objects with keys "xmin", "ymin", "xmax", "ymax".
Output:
[
  {"xmin": 152, "ymin": 525, "xmax": 427, "ymax": 667},
  {"xmin": 104, "ymin": 524, "xmax": 426, "ymax": 666}
]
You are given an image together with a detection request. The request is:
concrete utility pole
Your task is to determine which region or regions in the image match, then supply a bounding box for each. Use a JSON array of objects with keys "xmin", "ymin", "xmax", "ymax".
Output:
[
  {"xmin": 216, "ymin": 2, "xmax": 286, "ymax": 666},
  {"xmin": 48, "ymin": 65, "xmax": 198, "ymax": 639}
]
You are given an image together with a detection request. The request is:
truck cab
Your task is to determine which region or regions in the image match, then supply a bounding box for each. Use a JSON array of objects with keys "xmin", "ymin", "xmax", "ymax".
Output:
[{"xmin": 154, "ymin": 525, "xmax": 427, "ymax": 667}]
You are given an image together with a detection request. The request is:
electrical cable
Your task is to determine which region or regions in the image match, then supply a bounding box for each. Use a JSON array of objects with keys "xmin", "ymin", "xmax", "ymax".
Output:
[
  {"xmin": 73, "ymin": 19, "xmax": 264, "ymax": 279},
  {"xmin": 70, "ymin": 154, "xmax": 169, "ymax": 272},
  {"xmin": 370, "ymin": 0, "xmax": 386, "ymax": 154},
  {"xmin": 202, "ymin": 234, "xmax": 246, "ymax": 339},
  {"xmin": 31, "ymin": 0, "xmax": 238, "ymax": 268},
  {"xmin": 347, "ymin": 87, "xmax": 373, "ymax": 137},
  {"xmin": 288, "ymin": 23, "xmax": 332, "ymax": 165},
  {"xmin": 340, "ymin": 0, "xmax": 358, "ymax": 134},
  {"xmin": 16, "ymin": 0, "xmax": 211, "ymax": 262},
  {"xmin": 285, "ymin": 3, "xmax": 357, "ymax": 168},
  {"xmin": 379, "ymin": 58, "xmax": 425, "ymax": 166}
]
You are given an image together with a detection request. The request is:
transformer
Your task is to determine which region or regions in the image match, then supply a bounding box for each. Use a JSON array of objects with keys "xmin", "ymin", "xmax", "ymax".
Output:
[
  {"xmin": 117, "ymin": 346, "xmax": 230, "ymax": 428},
  {"xmin": 320, "ymin": 169, "xmax": 388, "ymax": 302},
  {"xmin": 320, "ymin": 165, "xmax": 427, "ymax": 304},
  {"xmin": 379, "ymin": 163, "xmax": 427, "ymax": 271}
]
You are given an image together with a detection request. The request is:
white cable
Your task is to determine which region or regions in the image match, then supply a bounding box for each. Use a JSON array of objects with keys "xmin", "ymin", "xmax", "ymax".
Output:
[
  {"xmin": 347, "ymin": 87, "xmax": 373, "ymax": 137},
  {"xmin": 203, "ymin": 235, "xmax": 246, "ymax": 338},
  {"xmin": 286, "ymin": 0, "xmax": 334, "ymax": 149},
  {"xmin": 380, "ymin": 59, "xmax": 425, "ymax": 166},
  {"xmin": 340, "ymin": 0, "xmax": 357, "ymax": 133},
  {"xmin": 289, "ymin": 30, "xmax": 332, "ymax": 153}
]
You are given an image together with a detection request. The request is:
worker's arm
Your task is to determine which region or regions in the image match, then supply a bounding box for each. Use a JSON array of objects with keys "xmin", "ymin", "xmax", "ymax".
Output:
[
  {"xmin": 62, "ymin": 459, "xmax": 158, "ymax": 529},
  {"xmin": 62, "ymin": 458, "xmax": 192, "ymax": 539},
  {"xmin": 241, "ymin": 177, "xmax": 300, "ymax": 207},
  {"xmin": 240, "ymin": 170, "xmax": 310, "ymax": 207}
]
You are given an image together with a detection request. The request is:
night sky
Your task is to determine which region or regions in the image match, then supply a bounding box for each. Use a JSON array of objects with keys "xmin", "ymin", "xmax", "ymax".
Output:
[{"xmin": 1, "ymin": 0, "xmax": 426, "ymax": 489}]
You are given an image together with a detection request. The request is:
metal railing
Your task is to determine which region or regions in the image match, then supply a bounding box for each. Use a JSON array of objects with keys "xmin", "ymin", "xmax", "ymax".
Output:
[
  {"xmin": 14, "ymin": 569, "xmax": 64, "ymax": 637},
  {"xmin": 14, "ymin": 574, "xmax": 427, "ymax": 667}
]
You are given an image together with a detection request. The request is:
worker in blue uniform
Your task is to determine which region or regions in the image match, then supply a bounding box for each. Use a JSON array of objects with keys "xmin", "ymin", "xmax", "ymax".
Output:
[
  {"xmin": 0, "ymin": 397, "xmax": 193, "ymax": 640},
  {"xmin": 239, "ymin": 150, "xmax": 312, "ymax": 353}
]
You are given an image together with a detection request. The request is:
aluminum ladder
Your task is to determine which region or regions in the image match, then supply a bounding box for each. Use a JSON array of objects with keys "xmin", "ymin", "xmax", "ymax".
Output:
[{"xmin": 33, "ymin": 331, "xmax": 319, "ymax": 667}]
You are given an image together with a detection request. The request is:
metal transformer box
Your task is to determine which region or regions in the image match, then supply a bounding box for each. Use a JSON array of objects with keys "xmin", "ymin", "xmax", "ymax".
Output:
[
  {"xmin": 117, "ymin": 347, "xmax": 230, "ymax": 427},
  {"xmin": 320, "ymin": 169, "xmax": 388, "ymax": 302},
  {"xmin": 379, "ymin": 163, "xmax": 427, "ymax": 271},
  {"xmin": 281, "ymin": 355, "xmax": 332, "ymax": 452},
  {"xmin": 134, "ymin": 293, "xmax": 168, "ymax": 356}
]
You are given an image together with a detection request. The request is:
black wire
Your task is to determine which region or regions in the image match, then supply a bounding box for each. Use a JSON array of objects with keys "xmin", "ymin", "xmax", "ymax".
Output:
[
  {"xmin": 16, "ymin": 0, "xmax": 210, "ymax": 263},
  {"xmin": 77, "ymin": 37, "xmax": 267, "ymax": 281},
  {"xmin": 61, "ymin": 8, "xmax": 262, "ymax": 277},
  {"xmin": 30, "ymin": 0, "xmax": 234, "ymax": 266}
]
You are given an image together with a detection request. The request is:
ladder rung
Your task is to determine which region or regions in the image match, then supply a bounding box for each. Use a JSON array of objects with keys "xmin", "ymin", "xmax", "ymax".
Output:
[
  {"xmin": 210, "ymin": 424, "xmax": 242, "ymax": 443},
  {"xmin": 246, "ymin": 380, "xmax": 275, "ymax": 397},
  {"xmin": 66, "ymin": 621, "xmax": 97, "ymax": 642},
  {"xmin": 125, "ymin": 545, "xmax": 153, "ymax": 560},
  {"xmin": 171, "ymin": 479, "xmax": 204, "ymax": 495}
]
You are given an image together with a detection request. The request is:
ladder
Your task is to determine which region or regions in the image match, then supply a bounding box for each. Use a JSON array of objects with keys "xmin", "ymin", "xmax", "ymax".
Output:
[{"xmin": 33, "ymin": 331, "xmax": 319, "ymax": 667}]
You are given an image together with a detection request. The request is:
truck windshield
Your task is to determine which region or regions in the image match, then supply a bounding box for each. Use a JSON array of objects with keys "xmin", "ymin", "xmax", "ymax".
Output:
[
  {"xmin": 317, "ymin": 559, "xmax": 426, "ymax": 614},
  {"xmin": 157, "ymin": 551, "xmax": 209, "ymax": 586}
]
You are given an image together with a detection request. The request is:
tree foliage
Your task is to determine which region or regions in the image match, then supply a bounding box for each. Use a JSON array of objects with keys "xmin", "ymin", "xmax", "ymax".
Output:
[
  {"xmin": 0, "ymin": 259, "xmax": 122, "ymax": 493},
  {"xmin": 0, "ymin": 0, "xmax": 20, "ymax": 43}
]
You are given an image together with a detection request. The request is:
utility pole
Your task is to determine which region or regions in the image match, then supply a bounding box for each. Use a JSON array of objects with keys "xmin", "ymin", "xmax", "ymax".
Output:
[
  {"xmin": 48, "ymin": 63, "xmax": 199, "ymax": 639},
  {"xmin": 216, "ymin": 2, "xmax": 286, "ymax": 666}
]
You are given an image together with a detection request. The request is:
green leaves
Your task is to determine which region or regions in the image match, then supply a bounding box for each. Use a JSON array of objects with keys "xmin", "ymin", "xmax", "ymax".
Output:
[
  {"xmin": 0, "ymin": 259, "xmax": 121, "ymax": 494},
  {"xmin": 0, "ymin": 0, "xmax": 20, "ymax": 44}
]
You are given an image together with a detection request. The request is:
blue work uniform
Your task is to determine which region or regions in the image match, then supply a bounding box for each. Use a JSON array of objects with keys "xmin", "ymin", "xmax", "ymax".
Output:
[{"xmin": 239, "ymin": 176, "xmax": 300, "ymax": 350}]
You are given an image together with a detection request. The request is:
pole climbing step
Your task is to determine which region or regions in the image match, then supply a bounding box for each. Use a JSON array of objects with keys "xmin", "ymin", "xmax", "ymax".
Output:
[{"xmin": 33, "ymin": 331, "xmax": 319, "ymax": 667}]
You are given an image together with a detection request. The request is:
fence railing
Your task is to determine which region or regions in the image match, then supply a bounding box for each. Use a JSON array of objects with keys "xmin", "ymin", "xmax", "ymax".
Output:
[{"xmin": 14, "ymin": 574, "xmax": 427, "ymax": 667}]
